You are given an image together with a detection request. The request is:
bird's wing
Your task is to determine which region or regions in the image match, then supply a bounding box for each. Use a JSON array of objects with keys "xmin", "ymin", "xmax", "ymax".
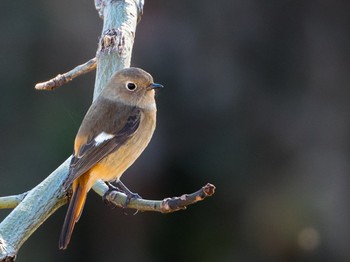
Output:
[{"xmin": 64, "ymin": 106, "xmax": 141, "ymax": 188}]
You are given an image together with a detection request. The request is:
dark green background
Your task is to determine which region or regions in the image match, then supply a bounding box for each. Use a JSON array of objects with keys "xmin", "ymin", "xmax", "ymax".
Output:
[{"xmin": 1, "ymin": 1, "xmax": 350, "ymax": 261}]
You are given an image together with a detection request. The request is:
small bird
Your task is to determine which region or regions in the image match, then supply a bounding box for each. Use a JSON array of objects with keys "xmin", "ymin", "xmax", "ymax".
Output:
[{"xmin": 59, "ymin": 67, "xmax": 163, "ymax": 249}]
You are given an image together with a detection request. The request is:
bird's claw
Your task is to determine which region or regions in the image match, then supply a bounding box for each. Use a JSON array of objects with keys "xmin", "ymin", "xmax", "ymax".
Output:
[
  {"xmin": 124, "ymin": 192, "xmax": 142, "ymax": 207},
  {"xmin": 102, "ymin": 183, "xmax": 118, "ymax": 207},
  {"xmin": 103, "ymin": 181, "xmax": 142, "ymax": 214}
]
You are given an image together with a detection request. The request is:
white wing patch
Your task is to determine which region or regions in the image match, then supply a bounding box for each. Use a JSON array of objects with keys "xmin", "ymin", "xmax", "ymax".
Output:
[{"xmin": 94, "ymin": 132, "xmax": 115, "ymax": 146}]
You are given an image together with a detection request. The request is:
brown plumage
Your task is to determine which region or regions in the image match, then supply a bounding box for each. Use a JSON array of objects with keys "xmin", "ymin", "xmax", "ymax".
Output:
[{"xmin": 59, "ymin": 67, "xmax": 162, "ymax": 249}]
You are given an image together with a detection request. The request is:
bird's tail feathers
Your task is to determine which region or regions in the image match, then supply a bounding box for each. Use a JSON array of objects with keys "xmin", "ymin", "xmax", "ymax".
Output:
[{"xmin": 59, "ymin": 180, "xmax": 87, "ymax": 250}]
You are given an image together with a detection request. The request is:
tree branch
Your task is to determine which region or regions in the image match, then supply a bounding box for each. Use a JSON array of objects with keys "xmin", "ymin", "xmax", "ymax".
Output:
[
  {"xmin": 101, "ymin": 182, "xmax": 216, "ymax": 213},
  {"xmin": 35, "ymin": 58, "xmax": 97, "ymax": 91},
  {"xmin": 93, "ymin": 0, "xmax": 142, "ymax": 100},
  {"xmin": 0, "ymin": 158, "xmax": 71, "ymax": 261},
  {"xmin": 0, "ymin": 193, "xmax": 28, "ymax": 210},
  {"xmin": 92, "ymin": 181, "xmax": 216, "ymax": 213},
  {"xmin": 0, "ymin": 181, "xmax": 215, "ymax": 214}
]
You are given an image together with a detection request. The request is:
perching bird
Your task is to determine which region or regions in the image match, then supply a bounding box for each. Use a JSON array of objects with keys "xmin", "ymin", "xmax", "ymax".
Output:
[{"xmin": 59, "ymin": 67, "xmax": 163, "ymax": 249}]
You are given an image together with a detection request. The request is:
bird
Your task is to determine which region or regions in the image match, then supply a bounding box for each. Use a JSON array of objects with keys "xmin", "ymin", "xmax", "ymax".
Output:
[{"xmin": 59, "ymin": 67, "xmax": 163, "ymax": 250}]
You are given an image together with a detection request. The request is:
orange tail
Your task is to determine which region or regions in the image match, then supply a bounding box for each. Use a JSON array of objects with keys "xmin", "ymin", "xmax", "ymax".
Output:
[{"xmin": 59, "ymin": 178, "xmax": 88, "ymax": 250}]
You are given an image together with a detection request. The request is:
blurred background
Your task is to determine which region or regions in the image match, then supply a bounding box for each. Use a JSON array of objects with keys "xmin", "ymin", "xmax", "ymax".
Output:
[{"xmin": 1, "ymin": 0, "xmax": 350, "ymax": 261}]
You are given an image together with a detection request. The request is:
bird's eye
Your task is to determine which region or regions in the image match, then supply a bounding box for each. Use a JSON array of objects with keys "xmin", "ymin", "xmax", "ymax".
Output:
[{"xmin": 126, "ymin": 82, "xmax": 137, "ymax": 91}]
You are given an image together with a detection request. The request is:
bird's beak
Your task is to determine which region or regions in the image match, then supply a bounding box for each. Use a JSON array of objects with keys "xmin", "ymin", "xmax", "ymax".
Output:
[{"xmin": 147, "ymin": 83, "xmax": 164, "ymax": 90}]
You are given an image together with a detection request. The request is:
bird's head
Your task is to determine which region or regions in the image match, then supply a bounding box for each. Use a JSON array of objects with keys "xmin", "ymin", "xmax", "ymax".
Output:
[{"xmin": 102, "ymin": 67, "xmax": 163, "ymax": 110}]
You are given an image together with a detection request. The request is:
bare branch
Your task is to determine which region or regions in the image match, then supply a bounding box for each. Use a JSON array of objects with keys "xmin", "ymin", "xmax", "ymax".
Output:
[
  {"xmin": 0, "ymin": 192, "xmax": 28, "ymax": 210},
  {"xmin": 0, "ymin": 182, "xmax": 216, "ymax": 215},
  {"xmin": 93, "ymin": 181, "xmax": 216, "ymax": 213},
  {"xmin": 35, "ymin": 58, "xmax": 97, "ymax": 91},
  {"xmin": 0, "ymin": 158, "xmax": 71, "ymax": 261}
]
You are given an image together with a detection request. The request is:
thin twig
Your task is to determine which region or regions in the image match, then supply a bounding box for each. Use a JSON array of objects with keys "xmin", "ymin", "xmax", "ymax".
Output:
[
  {"xmin": 93, "ymin": 180, "xmax": 216, "ymax": 213},
  {"xmin": 35, "ymin": 58, "xmax": 97, "ymax": 91}
]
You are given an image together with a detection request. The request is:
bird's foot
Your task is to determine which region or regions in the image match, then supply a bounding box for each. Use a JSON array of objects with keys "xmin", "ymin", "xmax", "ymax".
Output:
[
  {"xmin": 122, "ymin": 191, "xmax": 141, "ymax": 215},
  {"xmin": 113, "ymin": 180, "xmax": 142, "ymax": 208},
  {"xmin": 102, "ymin": 182, "xmax": 119, "ymax": 207},
  {"xmin": 103, "ymin": 181, "xmax": 142, "ymax": 214},
  {"xmin": 124, "ymin": 191, "xmax": 142, "ymax": 207}
]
